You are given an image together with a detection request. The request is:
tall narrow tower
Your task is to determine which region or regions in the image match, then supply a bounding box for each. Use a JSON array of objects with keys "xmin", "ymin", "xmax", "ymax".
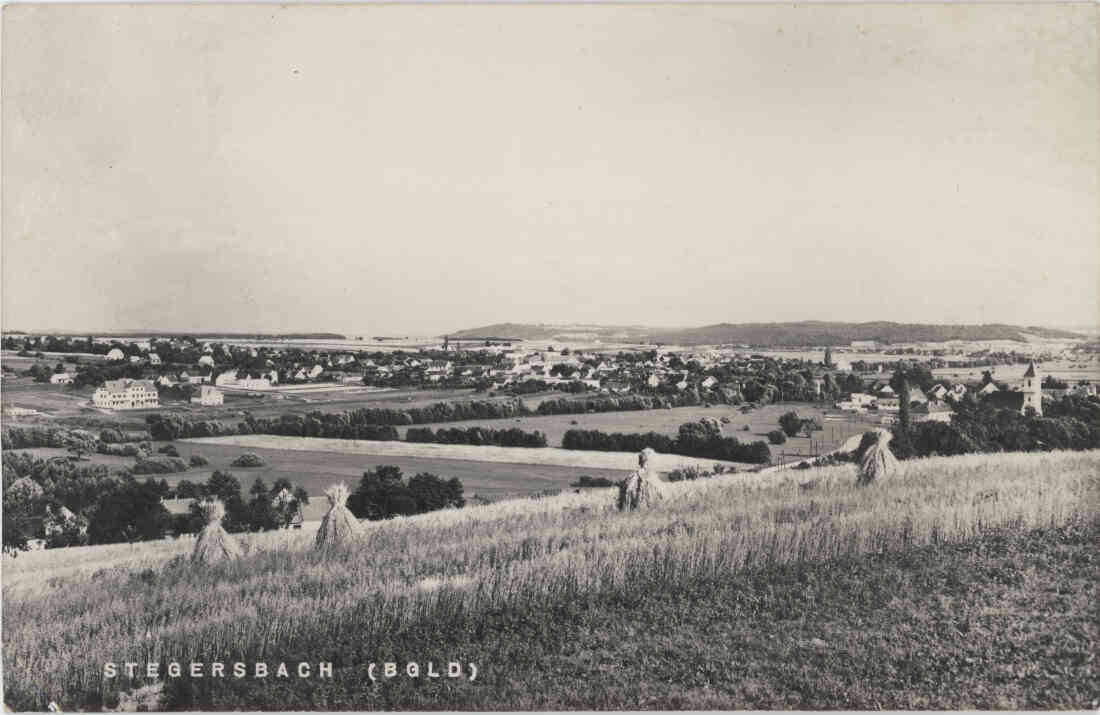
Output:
[{"xmin": 1022, "ymin": 361, "xmax": 1042, "ymax": 416}]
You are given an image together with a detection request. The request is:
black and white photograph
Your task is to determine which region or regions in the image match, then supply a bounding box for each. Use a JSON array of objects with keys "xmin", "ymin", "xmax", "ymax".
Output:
[{"xmin": 1, "ymin": 1, "xmax": 1098, "ymax": 711}]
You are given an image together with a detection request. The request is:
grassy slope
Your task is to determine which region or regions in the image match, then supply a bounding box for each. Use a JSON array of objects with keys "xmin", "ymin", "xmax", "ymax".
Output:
[
  {"xmin": 173, "ymin": 520, "xmax": 1099, "ymax": 710},
  {"xmin": 3, "ymin": 451, "xmax": 1097, "ymax": 711}
]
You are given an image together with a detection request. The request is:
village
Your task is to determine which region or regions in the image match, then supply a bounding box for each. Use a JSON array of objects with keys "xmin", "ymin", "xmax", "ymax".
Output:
[{"xmin": 2, "ymin": 331, "xmax": 1096, "ymax": 424}]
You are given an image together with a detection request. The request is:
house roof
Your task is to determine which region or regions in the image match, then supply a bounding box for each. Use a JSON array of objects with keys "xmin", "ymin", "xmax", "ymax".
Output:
[{"xmin": 984, "ymin": 391, "xmax": 1026, "ymax": 411}]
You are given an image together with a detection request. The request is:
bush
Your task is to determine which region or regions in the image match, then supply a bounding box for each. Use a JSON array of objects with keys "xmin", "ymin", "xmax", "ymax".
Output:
[
  {"xmin": 768, "ymin": 430, "xmax": 787, "ymax": 445},
  {"xmin": 743, "ymin": 424, "xmax": 751, "ymax": 431},
  {"xmin": 188, "ymin": 454, "xmax": 209, "ymax": 467},
  {"xmin": 570, "ymin": 475, "xmax": 616, "ymax": 488},
  {"xmin": 98, "ymin": 442, "xmax": 144, "ymax": 457},
  {"xmin": 230, "ymin": 453, "xmax": 266, "ymax": 468},
  {"xmin": 779, "ymin": 411, "xmax": 803, "ymax": 437},
  {"xmin": 158, "ymin": 445, "xmax": 180, "ymax": 457},
  {"xmin": 132, "ymin": 457, "xmax": 188, "ymax": 475}
]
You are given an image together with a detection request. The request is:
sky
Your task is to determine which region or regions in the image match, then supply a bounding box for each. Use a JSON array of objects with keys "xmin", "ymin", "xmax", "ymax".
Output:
[{"xmin": 3, "ymin": 3, "xmax": 1097, "ymax": 336}]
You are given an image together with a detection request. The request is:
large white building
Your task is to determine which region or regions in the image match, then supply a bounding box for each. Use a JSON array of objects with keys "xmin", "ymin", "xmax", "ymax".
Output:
[
  {"xmin": 191, "ymin": 385, "xmax": 225, "ymax": 406},
  {"xmin": 93, "ymin": 379, "xmax": 159, "ymax": 410}
]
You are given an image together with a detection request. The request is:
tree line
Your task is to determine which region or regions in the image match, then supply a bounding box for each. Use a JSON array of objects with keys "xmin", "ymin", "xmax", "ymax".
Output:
[
  {"xmin": 406, "ymin": 426, "xmax": 548, "ymax": 447},
  {"xmin": 562, "ymin": 420, "xmax": 772, "ymax": 464}
]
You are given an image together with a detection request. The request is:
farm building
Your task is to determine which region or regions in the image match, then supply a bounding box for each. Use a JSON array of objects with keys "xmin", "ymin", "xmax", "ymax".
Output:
[
  {"xmin": 191, "ymin": 385, "xmax": 225, "ymax": 406},
  {"xmin": 92, "ymin": 379, "xmax": 159, "ymax": 410},
  {"xmin": 49, "ymin": 373, "xmax": 74, "ymax": 385},
  {"xmin": 911, "ymin": 400, "xmax": 954, "ymax": 423}
]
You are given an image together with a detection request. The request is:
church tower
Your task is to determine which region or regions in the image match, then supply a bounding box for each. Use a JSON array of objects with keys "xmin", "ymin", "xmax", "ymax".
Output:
[{"xmin": 1022, "ymin": 361, "xmax": 1042, "ymax": 416}]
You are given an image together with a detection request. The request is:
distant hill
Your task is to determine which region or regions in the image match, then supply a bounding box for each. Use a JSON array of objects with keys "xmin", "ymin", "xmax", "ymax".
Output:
[
  {"xmin": 446, "ymin": 323, "xmax": 654, "ymax": 342},
  {"xmin": 448, "ymin": 321, "xmax": 1084, "ymax": 346}
]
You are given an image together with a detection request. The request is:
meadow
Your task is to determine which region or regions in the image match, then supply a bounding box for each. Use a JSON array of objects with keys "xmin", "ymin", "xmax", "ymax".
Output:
[
  {"xmin": 393, "ymin": 402, "xmax": 874, "ymax": 458},
  {"xmin": 5, "ymin": 441, "xmax": 632, "ymax": 501},
  {"xmin": 2, "ymin": 449, "xmax": 1096, "ymax": 710}
]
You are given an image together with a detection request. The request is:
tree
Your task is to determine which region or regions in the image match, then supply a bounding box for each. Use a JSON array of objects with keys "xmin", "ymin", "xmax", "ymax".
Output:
[
  {"xmin": 892, "ymin": 368, "xmax": 915, "ymax": 459},
  {"xmin": 779, "ymin": 411, "xmax": 802, "ymax": 438},
  {"xmin": 767, "ymin": 430, "xmax": 787, "ymax": 445},
  {"xmin": 86, "ymin": 479, "xmax": 171, "ymax": 545},
  {"xmin": 800, "ymin": 418, "xmax": 823, "ymax": 437},
  {"xmin": 63, "ymin": 430, "xmax": 98, "ymax": 460},
  {"xmin": 205, "ymin": 470, "xmax": 247, "ymax": 531},
  {"xmin": 175, "ymin": 479, "xmax": 201, "ymax": 499},
  {"xmin": 246, "ymin": 478, "xmax": 279, "ymax": 531}
]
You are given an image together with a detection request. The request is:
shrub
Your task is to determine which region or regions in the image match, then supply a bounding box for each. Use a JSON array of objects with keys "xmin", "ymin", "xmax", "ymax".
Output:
[
  {"xmin": 132, "ymin": 457, "xmax": 188, "ymax": 475},
  {"xmin": 768, "ymin": 430, "xmax": 787, "ymax": 445},
  {"xmin": 779, "ymin": 411, "xmax": 803, "ymax": 437},
  {"xmin": 158, "ymin": 445, "xmax": 180, "ymax": 457},
  {"xmin": 189, "ymin": 454, "xmax": 209, "ymax": 467},
  {"xmin": 570, "ymin": 475, "xmax": 616, "ymax": 488},
  {"xmin": 230, "ymin": 453, "xmax": 266, "ymax": 468}
]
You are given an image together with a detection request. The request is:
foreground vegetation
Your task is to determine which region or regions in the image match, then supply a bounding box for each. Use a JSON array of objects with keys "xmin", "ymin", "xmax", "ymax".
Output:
[
  {"xmin": 2, "ymin": 450, "xmax": 1097, "ymax": 710},
  {"xmin": 171, "ymin": 518, "xmax": 1099, "ymax": 710}
]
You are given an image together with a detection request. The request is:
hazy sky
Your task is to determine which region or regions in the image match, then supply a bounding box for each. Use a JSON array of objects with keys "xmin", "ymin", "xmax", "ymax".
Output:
[{"xmin": 3, "ymin": 3, "xmax": 1097, "ymax": 336}]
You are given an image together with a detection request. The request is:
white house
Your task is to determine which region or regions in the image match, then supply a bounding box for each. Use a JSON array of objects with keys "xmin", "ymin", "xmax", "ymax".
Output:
[
  {"xmin": 701, "ymin": 376, "xmax": 718, "ymax": 389},
  {"xmin": 929, "ymin": 384, "xmax": 948, "ymax": 400},
  {"xmin": 912, "ymin": 400, "xmax": 954, "ymax": 423},
  {"xmin": 875, "ymin": 395, "xmax": 900, "ymax": 411},
  {"xmin": 191, "ymin": 385, "xmax": 225, "ymax": 406},
  {"xmin": 49, "ymin": 373, "xmax": 74, "ymax": 385},
  {"xmin": 93, "ymin": 379, "xmax": 159, "ymax": 410},
  {"xmin": 308, "ymin": 365, "xmax": 324, "ymax": 379},
  {"xmin": 129, "ymin": 355, "xmax": 143, "ymax": 365},
  {"xmin": 148, "ymin": 353, "xmax": 162, "ymax": 366},
  {"xmin": 106, "ymin": 348, "xmax": 125, "ymax": 362},
  {"xmin": 978, "ymin": 382, "xmax": 999, "ymax": 396},
  {"xmin": 215, "ymin": 370, "xmax": 239, "ymax": 387},
  {"xmin": 198, "ymin": 355, "xmax": 215, "ymax": 368}
]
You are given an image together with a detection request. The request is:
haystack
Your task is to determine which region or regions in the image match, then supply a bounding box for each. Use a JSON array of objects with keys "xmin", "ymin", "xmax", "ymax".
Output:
[
  {"xmin": 315, "ymin": 482, "xmax": 363, "ymax": 549},
  {"xmin": 857, "ymin": 429, "xmax": 901, "ymax": 486},
  {"xmin": 191, "ymin": 499, "xmax": 242, "ymax": 564},
  {"xmin": 617, "ymin": 447, "xmax": 669, "ymax": 511}
]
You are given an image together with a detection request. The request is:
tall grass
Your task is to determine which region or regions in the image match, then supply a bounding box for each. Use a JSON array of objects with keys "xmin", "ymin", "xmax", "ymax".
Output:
[{"xmin": 3, "ymin": 450, "xmax": 1097, "ymax": 710}]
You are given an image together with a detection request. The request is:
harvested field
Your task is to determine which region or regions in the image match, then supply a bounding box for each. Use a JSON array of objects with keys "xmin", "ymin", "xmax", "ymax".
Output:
[
  {"xmin": 393, "ymin": 401, "xmax": 875, "ymax": 458},
  {"xmin": 182, "ymin": 434, "xmax": 742, "ymax": 471},
  {"xmin": 166, "ymin": 441, "xmax": 630, "ymax": 499},
  {"xmin": 3, "ymin": 450, "xmax": 1096, "ymax": 710}
]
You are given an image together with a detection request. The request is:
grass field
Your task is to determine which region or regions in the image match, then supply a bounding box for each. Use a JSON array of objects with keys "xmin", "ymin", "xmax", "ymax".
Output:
[
  {"xmin": 183, "ymin": 434, "xmax": 743, "ymax": 471},
  {"xmin": 4, "ymin": 438, "xmax": 634, "ymax": 501},
  {"xmin": 3, "ymin": 449, "xmax": 1096, "ymax": 711},
  {"xmin": 393, "ymin": 401, "xmax": 874, "ymax": 459},
  {"xmin": 0, "ymin": 379, "xmax": 97, "ymax": 416}
]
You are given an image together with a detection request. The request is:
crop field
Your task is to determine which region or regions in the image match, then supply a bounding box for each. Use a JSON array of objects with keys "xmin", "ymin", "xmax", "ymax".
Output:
[
  {"xmin": 933, "ymin": 359, "xmax": 1100, "ymax": 385},
  {"xmin": 393, "ymin": 402, "xmax": 873, "ymax": 458},
  {"xmin": 3, "ymin": 449, "xmax": 1097, "ymax": 710},
  {"xmin": 36, "ymin": 386, "xmax": 579, "ymax": 428},
  {"xmin": 33, "ymin": 438, "xmax": 632, "ymax": 499},
  {"xmin": 0, "ymin": 379, "xmax": 97, "ymax": 416},
  {"xmin": 183, "ymin": 435, "xmax": 743, "ymax": 471}
]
